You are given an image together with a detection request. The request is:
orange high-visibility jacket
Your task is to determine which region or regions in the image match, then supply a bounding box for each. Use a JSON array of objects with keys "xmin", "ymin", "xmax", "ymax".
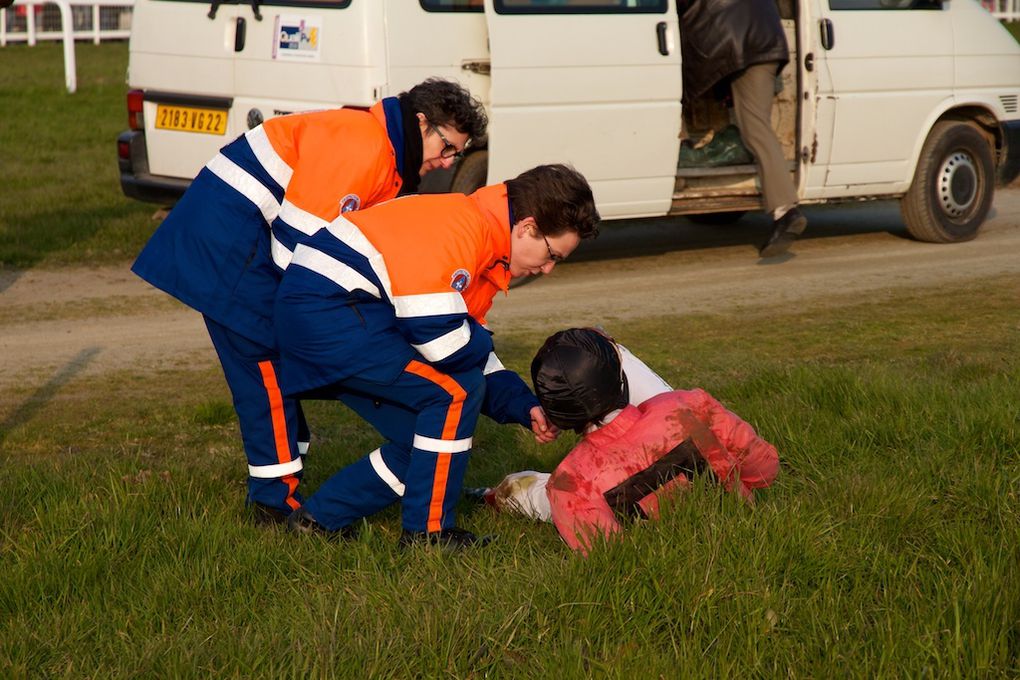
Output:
[
  {"xmin": 132, "ymin": 100, "xmax": 405, "ymax": 348},
  {"xmin": 276, "ymin": 183, "xmax": 514, "ymax": 395}
]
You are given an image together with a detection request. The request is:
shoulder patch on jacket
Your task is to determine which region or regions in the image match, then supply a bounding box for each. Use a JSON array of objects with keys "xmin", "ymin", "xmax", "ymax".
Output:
[
  {"xmin": 450, "ymin": 268, "xmax": 471, "ymax": 292},
  {"xmin": 339, "ymin": 193, "xmax": 361, "ymax": 214}
]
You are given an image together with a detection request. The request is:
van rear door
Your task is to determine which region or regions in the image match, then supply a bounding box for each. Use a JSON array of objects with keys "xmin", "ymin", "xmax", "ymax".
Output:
[
  {"xmin": 235, "ymin": 0, "xmax": 385, "ymax": 119},
  {"xmin": 129, "ymin": 0, "xmax": 238, "ymax": 179},
  {"xmin": 484, "ymin": 0, "xmax": 682, "ymax": 219}
]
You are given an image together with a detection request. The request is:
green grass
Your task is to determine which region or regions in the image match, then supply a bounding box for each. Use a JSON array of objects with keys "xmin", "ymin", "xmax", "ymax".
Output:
[
  {"xmin": 2, "ymin": 37, "xmax": 1019, "ymax": 677},
  {"xmin": 2, "ymin": 276, "xmax": 1018, "ymax": 676},
  {"xmin": 0, "ymin": 42, "xmax": 154, "ymax": 269},
  {"xmin": 1006, "ymin": 21, "xmax": 1020, "ymax": 42}
]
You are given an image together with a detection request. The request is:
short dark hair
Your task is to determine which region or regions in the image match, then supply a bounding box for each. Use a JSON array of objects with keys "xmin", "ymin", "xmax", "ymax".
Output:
[
  {"xmin": 401, "ymin": 78, "xmax": 488, "ymax": 145},
  {"xmin": 507, "ymin": 164, "xmax": 600, "ymax": 240}
]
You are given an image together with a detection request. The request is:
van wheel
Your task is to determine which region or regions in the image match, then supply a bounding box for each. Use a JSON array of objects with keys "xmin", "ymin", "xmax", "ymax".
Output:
[
  {"xmin": 451, "ymin": 150, "xmax": 489, "ymax": 195},
  {"xmin": 687, "ymin": 211, "xmax": 747, "ymax": 226},
  {"xmin": 901, "ymin": 121, "xmax": 994, "ymax": 243}
]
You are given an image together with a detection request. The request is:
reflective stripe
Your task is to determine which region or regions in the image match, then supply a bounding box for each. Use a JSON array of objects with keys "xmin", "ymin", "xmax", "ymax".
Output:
[
  {"xmin": 278, "ymin": 199, "xmax": 328, "ymax": 237},
  {"xmin": 482, "ymin": 352, "xmax": 506, "ymax": 376},
  {"xmin": 270, "ymin": 233, "xmax": 293, "ymax": 270},
  {"xmin": 297, "ymin": 441, "xmax": 309, "ymax": 456},
  {"xmin": 326, "ymin": 215, "xmax": 394, "ymax": 300},
  {"xmin": 411, "ymin": 321, "xmax": 471, "ymax": 362},
  {"xmin": 392, "ymin": 292, "xmax": 467, "ymax": 319},
  {"xmin": 245, "ymin": 125, "xmax": 293, "ymax": 189},
  {"xmin": 413, "ymin": 434, "xmax": 473, "ymax": 453},
  {"xmin": 369, "ymin": 448, "xmax": 405, "ymax": 497},
  {"xmin": 206, "ymin": 154, "xmax": 281, "ymax": 223},
  {"xmin": 290, "ymin": 245, "xmax": 381, "ymax": 298},
  {"xmin": 326, "ymin": 214, "xmax": 378, "ymax": 259},
  {"xmin": 248, "ymin": 457, "xmax": 303, "ymax": 479}
]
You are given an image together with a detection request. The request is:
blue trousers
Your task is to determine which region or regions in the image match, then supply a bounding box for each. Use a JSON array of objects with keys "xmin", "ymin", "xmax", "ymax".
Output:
[
  {"xmin": 205, "ymin": 316, "xmax": 309, "ymax": 513},
  {"xmin": 302, "ymin": 359, "xmax": 484, "ymax": 533}
]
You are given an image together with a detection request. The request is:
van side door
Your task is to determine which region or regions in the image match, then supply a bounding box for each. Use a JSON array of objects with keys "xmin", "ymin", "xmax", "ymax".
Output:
[
  {"xmin": 484, "ymin": 0, "xmax": 682, "ymax": 219},
  {"xmin": 813, "ymin": 0, "xmax": 953, "ymax": 194}
]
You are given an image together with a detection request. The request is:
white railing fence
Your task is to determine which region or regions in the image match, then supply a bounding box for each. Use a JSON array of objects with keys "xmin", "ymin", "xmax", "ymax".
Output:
[
  {"xmin": 1, "ymin": 0, "xmax": 133, "ymax": 92},
  {"xmin": 986, "ymin": 0, "xmax": 1020, "ymax": 21},
  {"xmin": 983, "ymin": 0, "xmax": 1020, "ymax": 20}
]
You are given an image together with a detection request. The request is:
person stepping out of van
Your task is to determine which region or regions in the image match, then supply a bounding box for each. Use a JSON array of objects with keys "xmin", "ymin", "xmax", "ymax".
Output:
[{"xmin": 677, "ymin": 0, "xmax": 808, "ymax": 258}]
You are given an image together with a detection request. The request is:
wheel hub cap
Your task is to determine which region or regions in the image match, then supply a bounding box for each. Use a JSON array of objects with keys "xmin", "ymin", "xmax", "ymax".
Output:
[{"xmin": 937, "ymin": 152, "xmax": 977, "ymax": 218}]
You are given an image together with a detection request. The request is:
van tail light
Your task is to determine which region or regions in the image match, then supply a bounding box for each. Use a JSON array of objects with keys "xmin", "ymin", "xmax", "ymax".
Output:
[
  {"xmin": 127, "ymin": 89, "xmax": 145, "ymax": 130},
  {"xmin": 117, "ymin": 139, "xmax": 131, "ymax": 160}
]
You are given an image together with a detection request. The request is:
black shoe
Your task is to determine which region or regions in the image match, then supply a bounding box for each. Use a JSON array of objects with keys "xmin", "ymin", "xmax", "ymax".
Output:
[
  {"xmin": 759, "ymin": 207, "xmax": 807, "ymax": 258},
  {"xmin": 462, "ymin": 487, "xmax": 493, "ymax": 505},
  {"xmin": 286, "ymin": 507, "xmax": 358, "ymax": 541},
  {"xmin": 251, "ymin": 502, "xmax": 291, "ymax": 527},
  {"xmin": 398, "ymin": 527, "xmax": 496, "ymax": 551}
]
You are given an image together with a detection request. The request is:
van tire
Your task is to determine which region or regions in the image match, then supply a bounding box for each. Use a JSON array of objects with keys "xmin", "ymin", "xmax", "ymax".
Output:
[
  {"xmin": 687, "ymin": 211, "xmax": 747, "ymax": 226},
  {"xmin": 451, "ymin": 150, "xmax": 489, "ymax": 195},
  {"xmin": 901, "ymin": 121, "xmax": 994, "ymax": 243}
]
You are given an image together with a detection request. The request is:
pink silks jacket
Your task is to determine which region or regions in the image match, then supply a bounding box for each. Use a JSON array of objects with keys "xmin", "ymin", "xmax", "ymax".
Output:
[{"xmin": 547, "ymin": 389, "xmax": 779, "ymax": 554}]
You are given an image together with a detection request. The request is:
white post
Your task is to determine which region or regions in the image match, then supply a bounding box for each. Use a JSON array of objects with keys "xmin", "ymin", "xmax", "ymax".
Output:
[
  {"xmin": 56, "ymin": 0, "xmax": 76, "ymax": 92},
  {"xmin": 26, "ymin": 1, "xmax": 35, "ymax": 46},
  {"xmin": 92, "ymin": 3, "xmax": 100, "ymax": 43},
  {"xmin": 1, "ymin": 7, "xmax": 6, "ymax": 48}
]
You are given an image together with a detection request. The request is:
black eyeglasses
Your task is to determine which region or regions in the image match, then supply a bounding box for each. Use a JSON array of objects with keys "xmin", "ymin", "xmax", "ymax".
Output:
[
  {"xmin": 429, "ymin": 122, "xmax": 464, "ymax": 160},
  {"xmin": 540, "ymin": 231, "xmax": 564, "ymax": 264}
]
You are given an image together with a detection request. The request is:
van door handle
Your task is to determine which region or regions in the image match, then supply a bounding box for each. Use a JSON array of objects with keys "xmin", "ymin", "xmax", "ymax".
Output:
[
  {"xmin": 234, "ymin": 17, "xmax": 246, "ymax": 52},
  {"xmin": 656, "ymin": 21, "xmax": 669, "ymax": 56},
  {"xmin": 820, "ymin": 19, "xmax": 835, "ymax": 50}
]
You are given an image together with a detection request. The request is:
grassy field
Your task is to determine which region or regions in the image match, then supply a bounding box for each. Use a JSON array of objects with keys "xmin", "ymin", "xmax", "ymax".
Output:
[
  {"xmin": 0, "ymin": 42, "xmax": 154, "ymax": 269},
  {"xmin": 2, "ymin": 39, "xmax": 1020, "ymax": 677},
  {"xmin": 2, "ymin": 276, "xmax": 1019, "ymax": 676}
]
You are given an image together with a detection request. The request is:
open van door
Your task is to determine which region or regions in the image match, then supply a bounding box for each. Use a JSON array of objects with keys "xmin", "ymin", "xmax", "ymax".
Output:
[
  {"xmin": 812, "ymin": 0, "xmax": 954, "ymax": 192},
  {"xmin": 483, "ymin": 0, "xmax": 682, "ymax": 219}
]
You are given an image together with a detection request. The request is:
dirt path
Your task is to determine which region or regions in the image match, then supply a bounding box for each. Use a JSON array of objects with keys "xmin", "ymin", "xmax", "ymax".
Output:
[{"xmin": 2, "ymin": 189, "xmax": 1019, "ymax": 389}]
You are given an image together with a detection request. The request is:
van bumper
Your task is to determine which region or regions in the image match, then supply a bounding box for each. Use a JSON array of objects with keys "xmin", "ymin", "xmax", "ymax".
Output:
[
  {"xmin": 117, "ymin": 130, "xmax": 190, "ymax": 205},
  {"xmin": 998, "ymin": 120, "xmax": 1020, "ymax": 186}
]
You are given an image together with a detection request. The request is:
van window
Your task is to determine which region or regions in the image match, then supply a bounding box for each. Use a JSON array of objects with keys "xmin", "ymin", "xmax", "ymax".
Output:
[
  {"xmin": 420, "ymin": 0, "xmax": 483, "ymax": 10},
  {"xmin": 494, "ymin": 0, "xmax": 666, "ymax": 14},
  {"xmin": 828, "ymin": 0, "xmax": 941, "ymax": 9}
]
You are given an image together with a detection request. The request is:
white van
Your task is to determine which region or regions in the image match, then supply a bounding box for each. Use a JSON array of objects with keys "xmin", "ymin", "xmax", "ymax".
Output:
[{"xmin": 117, "ymin": 0, "xmax": 1020, "ymax": 243}]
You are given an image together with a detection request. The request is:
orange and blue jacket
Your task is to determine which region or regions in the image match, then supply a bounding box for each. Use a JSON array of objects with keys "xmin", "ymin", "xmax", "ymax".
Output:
[
  {"xmin": 276, "ymin": 184, "xmax": 538, "ymax": 426},
  {"xmin": 132, "ymin": 99, "xmax": 406, "ymax": 348}
]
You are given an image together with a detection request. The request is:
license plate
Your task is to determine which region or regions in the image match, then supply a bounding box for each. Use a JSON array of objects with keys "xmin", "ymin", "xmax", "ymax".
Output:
[{"xmin": 155, "ymin": 104, "xmax": 228, "ymax": 135}]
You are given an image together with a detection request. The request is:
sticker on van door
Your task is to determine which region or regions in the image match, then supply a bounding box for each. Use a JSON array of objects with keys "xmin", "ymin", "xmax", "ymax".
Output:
[{"xmin": 273, "ymin": 16, "xmax": 322, "ymax": 62}]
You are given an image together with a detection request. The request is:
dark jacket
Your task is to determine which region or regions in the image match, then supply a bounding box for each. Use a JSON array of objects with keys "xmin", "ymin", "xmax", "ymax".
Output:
[{"xmin": 677, "ymin": 0, "xmax": 790, "ymax": 105}]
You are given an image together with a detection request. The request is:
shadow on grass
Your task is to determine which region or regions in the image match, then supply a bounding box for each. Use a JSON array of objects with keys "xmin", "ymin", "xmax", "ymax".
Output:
[{"xmin": 0, "ymin": 347, "xmax": 100, "ymax": 446}]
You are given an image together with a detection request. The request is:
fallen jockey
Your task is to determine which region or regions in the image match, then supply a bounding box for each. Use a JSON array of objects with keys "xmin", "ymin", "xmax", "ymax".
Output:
[{"xmin": 468, "ymin": 328, "xmax": 779, "ymax": 554}]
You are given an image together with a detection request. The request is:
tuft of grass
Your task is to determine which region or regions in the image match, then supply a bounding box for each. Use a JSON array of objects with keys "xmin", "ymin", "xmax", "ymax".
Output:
[
  {"xmin": 0, "ymin": 42, "xmax": 155, "ymax": 269},
  {"xmin": 2, "ymin": 275, "xmax": 1019, "ymax": 675}
]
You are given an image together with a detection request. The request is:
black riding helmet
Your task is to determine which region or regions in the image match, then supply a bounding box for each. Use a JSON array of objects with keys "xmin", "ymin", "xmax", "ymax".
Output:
[{"xmin": 530, "ymin": 328, "xmax": 630, "ymax": 432}]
